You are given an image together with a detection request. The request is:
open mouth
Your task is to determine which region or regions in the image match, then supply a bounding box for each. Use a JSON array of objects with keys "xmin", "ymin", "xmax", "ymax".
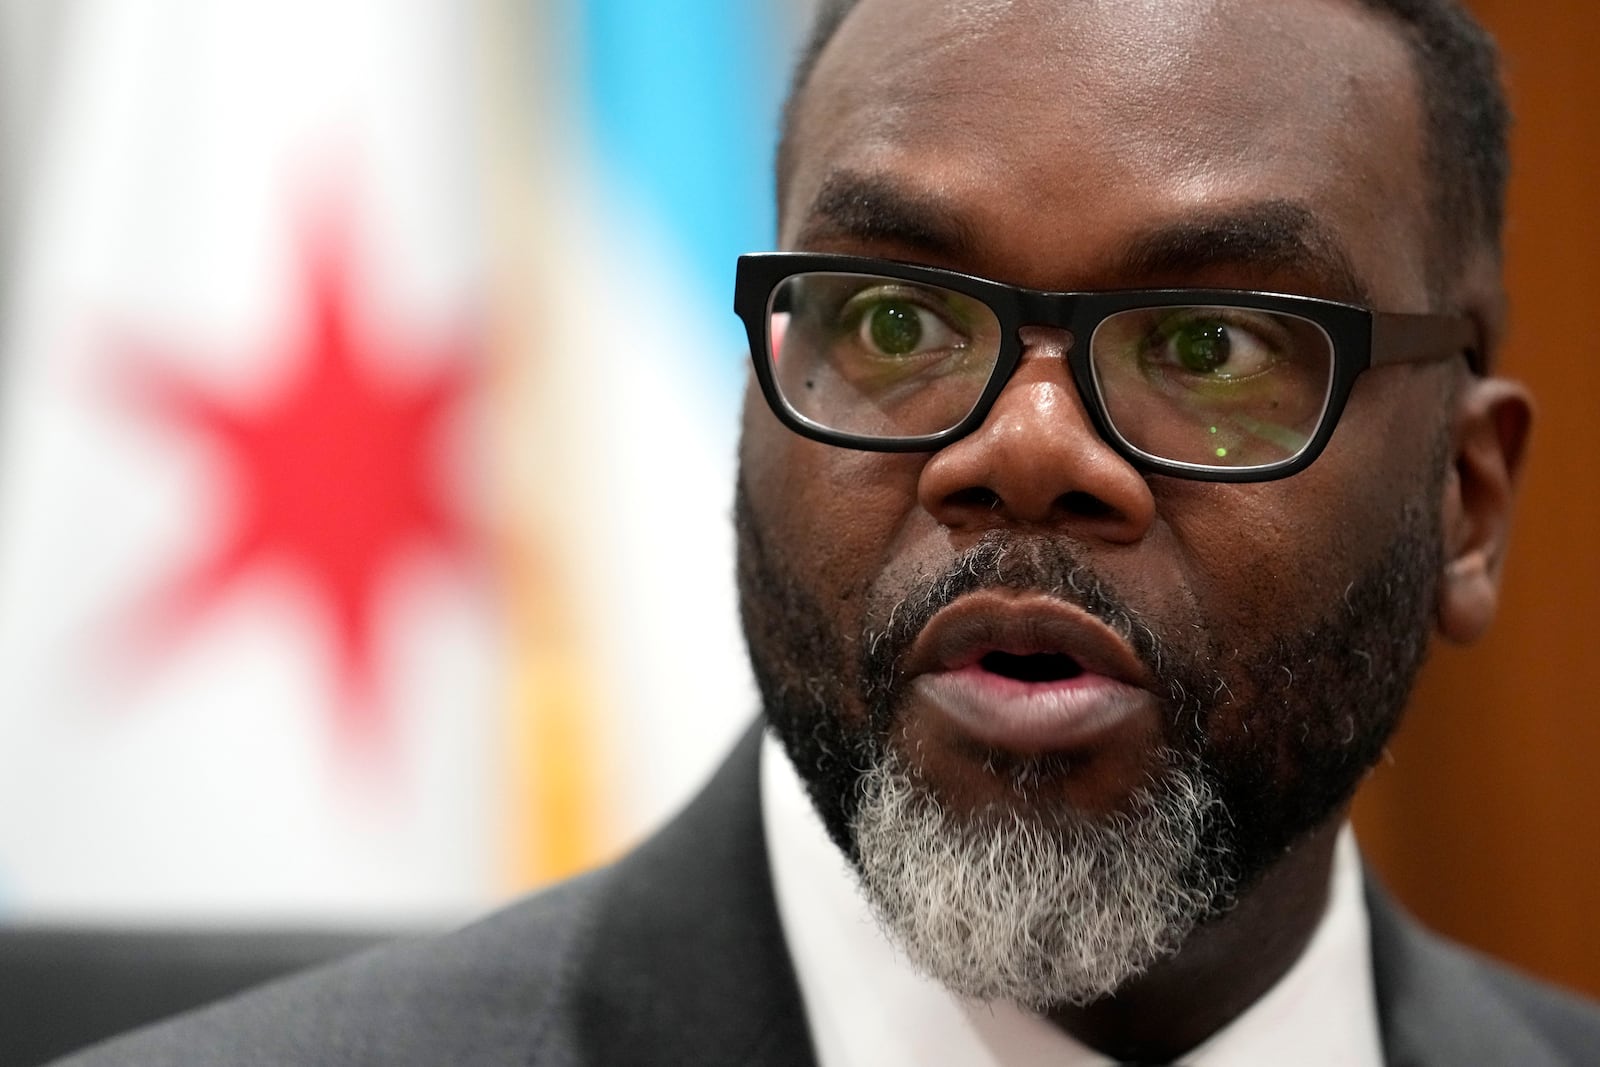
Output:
[
  {"xmin": 978, "ymin": 650, "xmax": 1086, "ymax": 684},
  {"xmin": 903, "ymin": 592, "xmax": 1155, "ymax": 754},
  {"xmin": 903, "ymin": 592, "xmax": 1156, "ymax": 754}
]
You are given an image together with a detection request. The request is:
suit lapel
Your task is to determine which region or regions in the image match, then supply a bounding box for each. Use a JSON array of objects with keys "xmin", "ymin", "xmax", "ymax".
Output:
[
  {"xmin": 563, "ymin": 721, "xmax": 818, "ymax": 1067},
  {"xmin": 1367, "ymin": 881, "xmax": 1566, "ymax": 1066}
]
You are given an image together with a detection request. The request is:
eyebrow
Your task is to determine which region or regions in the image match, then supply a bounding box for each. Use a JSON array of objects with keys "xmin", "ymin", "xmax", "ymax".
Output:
[
  {"xmin": 797, "ymin": 173, "xmax": 1371, "ymax": 304},
  {"xmin": 1111, "ymin": 201, "xmax": 1371, "ymax": 305},
  {"xmin": 794, "ymin": 170, "xmax": 976, "ymax": 259}
]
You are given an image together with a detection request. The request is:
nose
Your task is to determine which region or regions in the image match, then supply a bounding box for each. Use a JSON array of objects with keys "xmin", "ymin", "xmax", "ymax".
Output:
[{"xmin": 916, "ymin": 326, "xmax": 1157, "ymax": 543}]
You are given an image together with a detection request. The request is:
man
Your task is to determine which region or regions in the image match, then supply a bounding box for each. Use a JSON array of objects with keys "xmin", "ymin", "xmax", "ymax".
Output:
[{"xmin": 54, "ymin": 0, "xmax": 1600, "ymax": 1064}]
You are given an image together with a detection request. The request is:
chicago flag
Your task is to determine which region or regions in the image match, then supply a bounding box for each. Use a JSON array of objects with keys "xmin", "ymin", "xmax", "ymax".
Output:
[
  {"xmin": 0, "ymin": 0, "xmax": 798, "ymax": 926},
  {"xmin": 0, "ymin": 0, "xmax": 500, "ymax": 924}
]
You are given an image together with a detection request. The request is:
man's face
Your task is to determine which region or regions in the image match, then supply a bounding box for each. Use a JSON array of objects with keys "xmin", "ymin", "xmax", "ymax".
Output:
[{"xmin": 738, "ymin": 0, "xmax": 1470, "ymax": 1004}]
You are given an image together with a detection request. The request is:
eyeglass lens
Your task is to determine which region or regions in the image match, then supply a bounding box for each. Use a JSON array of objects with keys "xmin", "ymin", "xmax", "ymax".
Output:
[{"xmin": 767, "ymin": 272, "xmax": 1337, "ymax": 469}]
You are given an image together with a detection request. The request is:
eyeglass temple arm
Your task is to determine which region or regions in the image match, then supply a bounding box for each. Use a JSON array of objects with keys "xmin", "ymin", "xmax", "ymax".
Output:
[{"xmin": 1370, "ymin": 313, "xmax": 1484, "ymax": 374}]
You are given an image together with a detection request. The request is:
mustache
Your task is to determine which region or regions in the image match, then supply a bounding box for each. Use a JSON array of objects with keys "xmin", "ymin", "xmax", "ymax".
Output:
[{"xmin": 858, "ymin": 534, "xmax": 1178, "ymax": 721}]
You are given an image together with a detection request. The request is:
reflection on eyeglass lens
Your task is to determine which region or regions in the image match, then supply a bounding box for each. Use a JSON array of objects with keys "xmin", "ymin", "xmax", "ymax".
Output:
[
  {"xmin": 772, "ymin": 274, "xmax": 1001, "ymax": 437},
  {"xmin": 767, "ymin": 276, "xmax": 1336, "ymax": 466},
  {"xmin": 1091, "ymin": 306, "xmax": 1332, "ymax": 467}
]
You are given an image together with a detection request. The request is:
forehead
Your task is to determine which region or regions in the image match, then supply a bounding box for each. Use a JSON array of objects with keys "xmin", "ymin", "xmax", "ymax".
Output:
[{"xmin": 783, "ymin": 0, "xmax": 1432, "ymax": 301}]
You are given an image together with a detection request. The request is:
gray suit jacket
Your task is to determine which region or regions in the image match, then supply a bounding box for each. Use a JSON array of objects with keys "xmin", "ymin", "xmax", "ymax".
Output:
[{"xmin": 54, "ymin": 725, "xmax": 1600, "ymax": 1066}]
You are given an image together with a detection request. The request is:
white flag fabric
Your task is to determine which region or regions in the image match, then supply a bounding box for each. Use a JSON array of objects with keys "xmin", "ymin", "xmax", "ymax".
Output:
[
  {"xmin": 0, "ymin": 0, "xmax": 802, "ymax": 925},
  {"xmin": 0, "ymin": 0, "xmax": 500, "ymax": 924}
]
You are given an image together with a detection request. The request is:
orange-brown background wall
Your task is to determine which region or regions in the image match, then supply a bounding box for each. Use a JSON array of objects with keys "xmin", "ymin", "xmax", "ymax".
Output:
[{"xmin": 1352, "ymin": 0, "xmax": 1600, "ymax": 1000}]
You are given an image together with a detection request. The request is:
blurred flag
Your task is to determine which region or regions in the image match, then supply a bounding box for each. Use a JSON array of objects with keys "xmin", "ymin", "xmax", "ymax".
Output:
[
  {"xmin": 0, "ymin": 0, "xmax": 803, "ymax": 925},
  {"xmin": 490, "ymin": 0, "xmax": 805, "ymax": 883},
  {"xmin": 0, "ymin": 0, "xmax": 499, "ymax": 924}
]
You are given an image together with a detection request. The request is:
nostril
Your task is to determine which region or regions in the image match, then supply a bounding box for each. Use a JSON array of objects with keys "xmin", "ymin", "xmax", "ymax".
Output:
[
  {"xmin": 1060, "ymin": 490, "xmax": 1113, "ymax": 517},
  {"xmin": 947, "ymin": 486, "xmax": 1002, "ymax": 511},
  {"xmin": 941, "ymin": 487, "xmax": 1113, "ymax": 518}
]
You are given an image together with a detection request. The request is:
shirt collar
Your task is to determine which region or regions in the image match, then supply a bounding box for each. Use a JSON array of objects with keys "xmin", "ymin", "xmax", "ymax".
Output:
[{"xmin": 760, "ymin": 732, "xmax": 1384, "ymax": 1067}]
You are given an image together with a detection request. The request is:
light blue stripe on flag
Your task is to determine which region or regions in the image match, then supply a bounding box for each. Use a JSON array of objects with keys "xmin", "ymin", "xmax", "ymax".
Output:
[{"xmin": 575, "ymin": 0, "xmax": 796, "ymax": 389}]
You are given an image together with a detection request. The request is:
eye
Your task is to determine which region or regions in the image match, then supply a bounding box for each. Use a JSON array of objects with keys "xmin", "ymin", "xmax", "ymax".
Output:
[
  {"xmin": 1145, "ymin": 312, "xmax": 1286, "ymax": 379},
  {"xmin": 844, "ymin": 288, "xmax": 966, "ymax": 359},
  {"xmin": 1169, "ymin": 320, "xmax": 1230, "ymax": 372}
]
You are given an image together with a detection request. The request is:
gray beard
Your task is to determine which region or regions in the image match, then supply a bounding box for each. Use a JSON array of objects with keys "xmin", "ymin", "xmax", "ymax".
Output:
[{"xmin": 850, "ymin": 747, "xmax": 1229, "ymax": 1009}]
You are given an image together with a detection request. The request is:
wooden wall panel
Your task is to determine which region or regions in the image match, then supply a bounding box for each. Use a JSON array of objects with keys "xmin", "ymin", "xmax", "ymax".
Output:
[{"xmin": 1351, "ymin": 0, "xmax": 1600, "ymax": 999}]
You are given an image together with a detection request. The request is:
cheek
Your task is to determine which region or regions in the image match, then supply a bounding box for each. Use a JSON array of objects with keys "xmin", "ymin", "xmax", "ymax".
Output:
[
  {"xmin": 1160, "ymin": 490, "xmax": 1387, "ymax": 655},
  {"xmin": 1155, "ymin": 372, "xmax": 1449, "ymax": 669},
  {"xmin": 1151, "ymin": 474, "xmax": 1311, "ymax": 642},
  {"xmin": 740, "ymin": 397, "xmax": 928, "ymax": 616}
]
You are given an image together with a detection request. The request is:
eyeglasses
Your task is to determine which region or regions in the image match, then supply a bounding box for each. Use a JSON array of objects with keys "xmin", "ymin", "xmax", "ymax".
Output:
[{"xmin": 734, "ymin": 252, "xmax": 1478, "ymax": 482}]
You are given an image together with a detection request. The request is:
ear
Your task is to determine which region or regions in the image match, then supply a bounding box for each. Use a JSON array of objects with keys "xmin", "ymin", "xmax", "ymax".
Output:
[{"xmin": 1436, "ymin": 376, "xmax": 1533, "ymax": 644}]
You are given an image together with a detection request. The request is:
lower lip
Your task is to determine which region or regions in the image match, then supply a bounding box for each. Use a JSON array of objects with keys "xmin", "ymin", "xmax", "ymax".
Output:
[{"xmin": 912, "ymin": 665, "xmax": 1152, "ymax": 754}]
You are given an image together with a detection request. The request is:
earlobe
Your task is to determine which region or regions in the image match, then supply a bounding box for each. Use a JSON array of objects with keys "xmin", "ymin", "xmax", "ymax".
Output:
[{"xmin": 1436, "ymin": 377, "xmax": 1534, "ymax": 644}]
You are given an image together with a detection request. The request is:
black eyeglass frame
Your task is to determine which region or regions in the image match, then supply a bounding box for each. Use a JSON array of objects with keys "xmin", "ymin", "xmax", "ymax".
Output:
[{"xmin": 735, "ymin": 252, "xmax": 1479, "ymax": 483}]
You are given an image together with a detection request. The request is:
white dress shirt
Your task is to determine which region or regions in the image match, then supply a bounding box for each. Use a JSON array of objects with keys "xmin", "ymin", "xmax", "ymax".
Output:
[{"xmin": 760, "ymin": 734, "xmax": 1385, "ymax": 1066}]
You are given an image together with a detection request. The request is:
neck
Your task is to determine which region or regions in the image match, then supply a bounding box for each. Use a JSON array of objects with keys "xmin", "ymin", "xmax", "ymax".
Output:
[{"xmin": 1045, "ymin": 814, "xmax": 1345, "ymax": 1062}]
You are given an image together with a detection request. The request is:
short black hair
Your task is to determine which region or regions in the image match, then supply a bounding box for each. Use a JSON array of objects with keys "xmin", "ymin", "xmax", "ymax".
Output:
[{"xmin": 776, "ymin": 0, "xmax": 1510, "ymax": 278}]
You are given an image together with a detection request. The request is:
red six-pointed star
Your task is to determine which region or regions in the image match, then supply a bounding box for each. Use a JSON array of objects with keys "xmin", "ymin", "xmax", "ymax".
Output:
[{"xmin": 118, "ymin": 221, "xmax": 479, "ymax": 742}]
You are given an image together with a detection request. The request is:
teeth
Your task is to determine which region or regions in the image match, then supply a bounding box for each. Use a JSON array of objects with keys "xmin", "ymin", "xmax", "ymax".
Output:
[{"xmin": 979, "ymin": 651, "xmax": 1084, "ymax": 683}]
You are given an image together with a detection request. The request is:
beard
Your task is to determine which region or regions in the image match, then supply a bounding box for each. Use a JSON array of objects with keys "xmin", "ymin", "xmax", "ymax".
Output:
[
  {"xmin": 736, "ymin": 474, "xmax": 1442, "ymax": 1007},
  {"xmin": 852, "ymin": 744, "xmax": 1226, "ymax": 1007}
]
